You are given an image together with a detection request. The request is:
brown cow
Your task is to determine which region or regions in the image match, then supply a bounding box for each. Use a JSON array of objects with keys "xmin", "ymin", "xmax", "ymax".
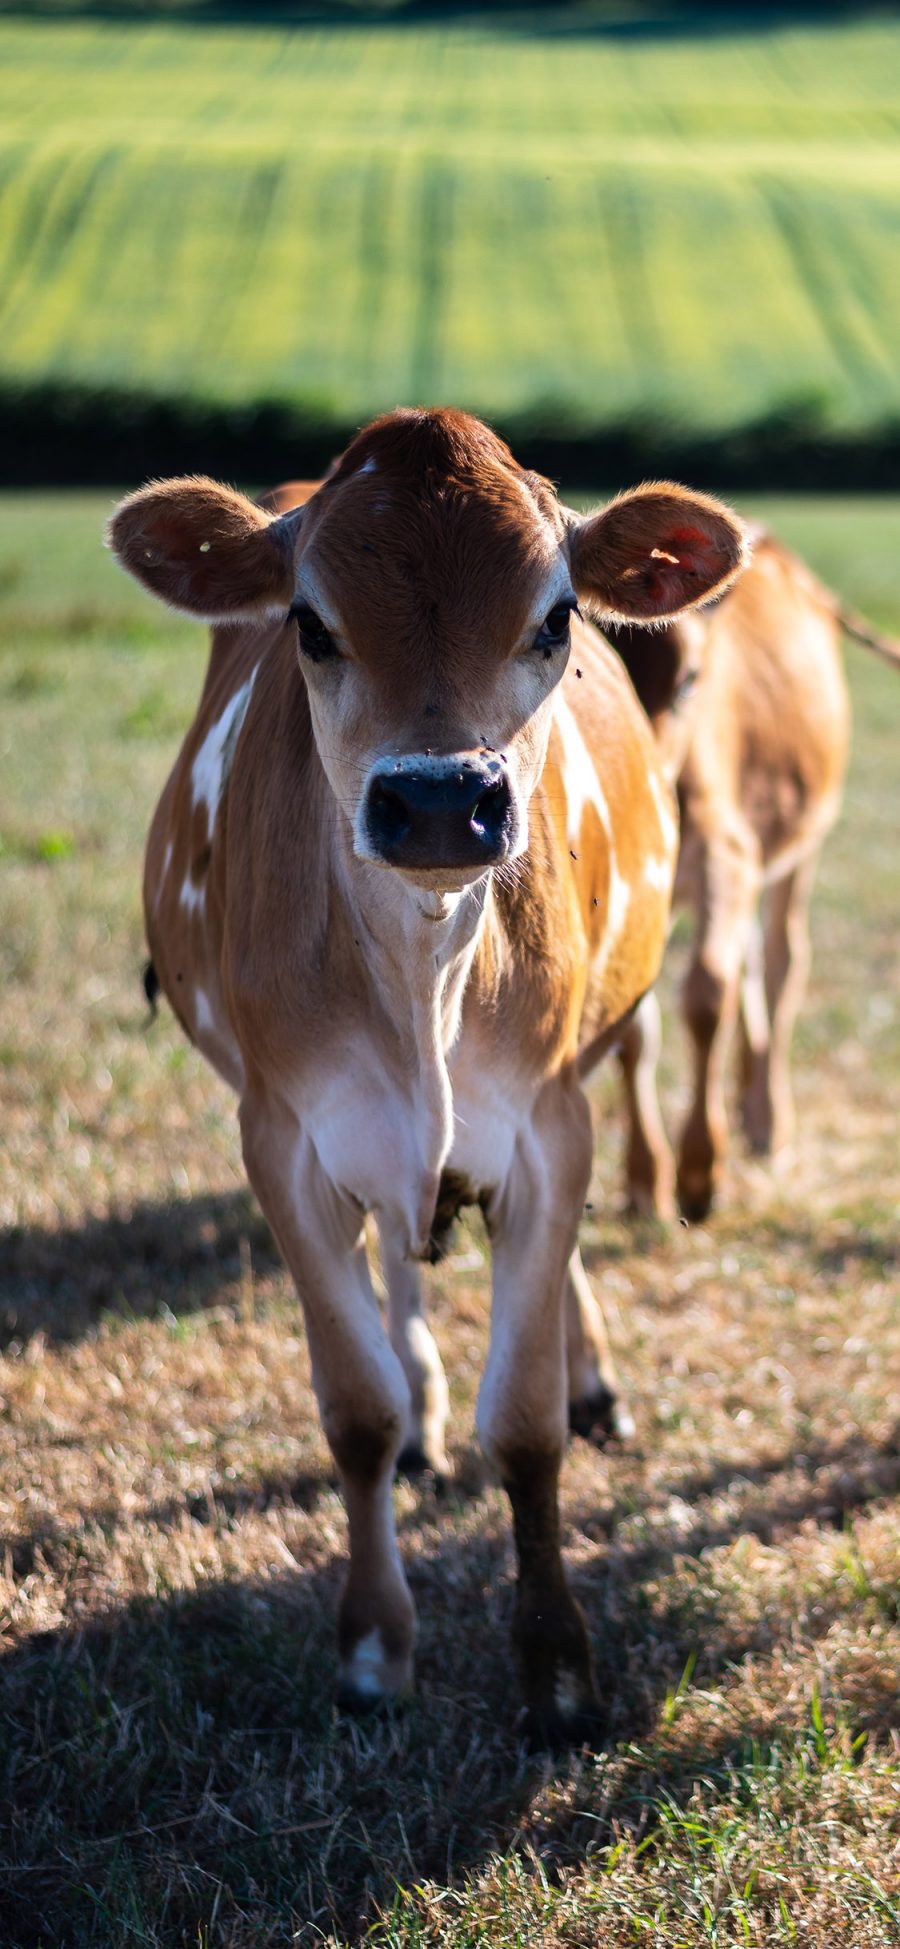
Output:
[
  {"xmin": 605, "ymin": 532, "xmax": 900, "ymax": 1228},
  {"xmin": 108, "ymin": 409, "xmax": 746, "ymax": 1739}
]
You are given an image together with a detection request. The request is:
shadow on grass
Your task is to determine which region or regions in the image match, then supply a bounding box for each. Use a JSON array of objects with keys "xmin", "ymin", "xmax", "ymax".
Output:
[
  {"xmin": 1, "ymin": 1417, "xmax": 897, "ymax": 1944},
  {"xmin": 574, "ymin": 1424, "xmax": 900, "ymax": 1569},
  {"xmin": 0, "ymin": 1188, "xmax": 281, "ymax": 1347}
]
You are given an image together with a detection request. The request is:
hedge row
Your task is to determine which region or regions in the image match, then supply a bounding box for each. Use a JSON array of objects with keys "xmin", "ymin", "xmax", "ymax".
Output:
[{"xmin": 4, "ymin": 382, "xmax": 899, "ymax": 492}]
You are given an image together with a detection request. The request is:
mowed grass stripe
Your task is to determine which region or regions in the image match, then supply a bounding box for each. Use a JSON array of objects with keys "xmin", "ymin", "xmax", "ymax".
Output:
[
  {"xmin": 2, "ymin": 141, "xmax": 899, "ymax": 428},
  {"xmin": 3, "ymin": 18, "xmax": 900, "ymax": 151},
  {"xmin": 759, "ymin": 175, "xmax": 900, "ymax": 408},
  {"xmin": 0, "ymin": 16, "xmax": 897, "ymax": 432}
]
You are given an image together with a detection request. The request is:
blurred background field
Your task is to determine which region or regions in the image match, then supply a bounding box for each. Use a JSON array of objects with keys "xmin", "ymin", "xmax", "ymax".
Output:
[{"xmin": 1, "ymin": 3, "xmax": 899, "ymax": 483}]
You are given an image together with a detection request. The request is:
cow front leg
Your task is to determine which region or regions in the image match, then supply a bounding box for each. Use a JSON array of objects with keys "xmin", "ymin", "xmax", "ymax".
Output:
[
  {"xmin": 377, "ymin": 1215, "xmax": 451, "ymax": 1481},
  {"xmin": 566, "ymin": 1246, "xmax": 635, "ymax": 1444},
  {"xmin": 618, "ymin": 990, "xmax": 676, "ymax": 1219},
  {"xmin": 240, "ymin": 1099, "xmax": 415, "ymax": 1710},
  {"xmin": 478, "ymin": 1078, "xmax": 600, "ymax": 1744}
]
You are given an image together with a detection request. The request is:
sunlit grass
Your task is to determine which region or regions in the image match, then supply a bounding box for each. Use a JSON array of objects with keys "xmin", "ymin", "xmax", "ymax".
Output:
[{"xmin": 0, "ymin": 491, "xmax": 897, "ymax": 1944}]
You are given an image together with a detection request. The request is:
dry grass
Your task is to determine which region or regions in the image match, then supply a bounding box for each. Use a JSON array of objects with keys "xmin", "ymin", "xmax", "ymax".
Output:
[{"xmin": 0, "ymin": 494, "xmax": 898, "ymax": 1946}]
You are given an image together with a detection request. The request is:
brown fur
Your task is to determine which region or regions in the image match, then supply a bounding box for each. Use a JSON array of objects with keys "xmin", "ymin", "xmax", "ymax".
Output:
[
  {"xmin": 109, "ymin": 408, "xmax": 747, "ymax": 1733},
  {"xmin": 610, "ymin": 532, "xmax": 852, "ymax": 1220}
]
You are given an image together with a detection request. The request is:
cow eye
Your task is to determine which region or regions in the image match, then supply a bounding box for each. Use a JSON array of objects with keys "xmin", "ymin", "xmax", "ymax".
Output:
[
  {"xmin": 533, "ymin": 598, "xmax": 577, "ymax": 657},
  {"xmin": 291, "ymin": 602, "xmax": 339, "ymax": 663}
]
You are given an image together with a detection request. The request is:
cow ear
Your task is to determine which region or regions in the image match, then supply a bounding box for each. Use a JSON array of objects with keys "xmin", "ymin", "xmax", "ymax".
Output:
[
  {"xmin": 569, "ymin": 483, "xmax": 749, "ymax": 624},
  {"xmin": 106, "ymin": 476, "xmax": 299, "ymax": 621}
]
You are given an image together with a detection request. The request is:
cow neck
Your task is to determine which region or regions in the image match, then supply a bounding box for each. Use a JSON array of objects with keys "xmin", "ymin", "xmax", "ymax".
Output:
[
  {"xmin": 336, "ymin": 834, "xmax": 493, "ymax": 1249},
  {"xmin": 339, "ymin": 836, "xmax": 491, "ymax": 1058}
]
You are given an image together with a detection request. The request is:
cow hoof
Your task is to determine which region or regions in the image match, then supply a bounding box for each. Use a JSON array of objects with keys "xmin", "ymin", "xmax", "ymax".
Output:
[
  {"xmin": 519, "ymin": 1682, "xmax": 606, "ymax": 1753},
  {"xmin": 676, "ymin": 1174, "xmax": 715, "ymax": 1223},
  {"xmin": 336, "ymin": 1632, "xmax": 414, "ymax": 1716},
  {"xmin": 568, "ymin": 1388, "xmax": 635, "ymax": 1446},
  {"xmin": 514, "ymin": 1591, "xmax": 601, "ymax": 1750},
  {"xmin": 625, "ymin": 1183, "xmax": 676, "ymax": 1224},
  {"xmin": 396, "ymin": 1443, "xmax": 448, "ymax": 1492},
  {"xmin": 336, "ymin": 1677, "xmax": 391, "ymax": 1717}
]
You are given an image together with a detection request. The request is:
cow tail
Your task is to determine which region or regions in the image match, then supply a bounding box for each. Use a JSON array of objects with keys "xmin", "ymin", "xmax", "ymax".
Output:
[
  {"xmin": 834, "ymin": 602, "xmax": 900, "ymax": 672},
  {"xmin": 142, "ymin": 959, "xmax": 160, "ymax": 1019}
]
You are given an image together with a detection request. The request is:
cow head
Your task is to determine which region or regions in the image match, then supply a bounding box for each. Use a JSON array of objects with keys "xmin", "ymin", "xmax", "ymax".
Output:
[{"xmin": 108, "ymin": 409, "xmax": 748, "ymax": 890}]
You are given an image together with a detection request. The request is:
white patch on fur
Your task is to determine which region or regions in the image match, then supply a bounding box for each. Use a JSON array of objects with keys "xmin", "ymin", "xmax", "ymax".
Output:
[
  {"xmin": 644, "ymin": 853, "xmax": 673, "ymax": 891},
  {"xmin": 554, "ymin": 1667, "xmax": 583, "ymax": 1720},
  {"xmin": 554, "ymin": 693, "xmax": 612, "ymax": 845},
  {"xmin": 194, "ymin": 987, "xmax": 216, "ymax": 1035},
  {"xmin": 190, "ymin": 666, "xmax": 258, "ymax": 842},
  {"xmin": 607, "ymin": 856, "xmax": 631, "ymax": 941},
  {"xmin": 154, "ymin": 840, "xmax": 173, "ymax": 914},
  {"xmin": 590, "ymin": 853, "xmax": 632, "ymax": 983},
  {"xmin": 179, "ymin": 874, "xmax": 206, "ymax": 916},
  {"xmin": 358, "ymin": 456, "xmax": 377, "ymax": 476},
  {"xmin": 647, "ymin": 766, "xmax": 678, "ymax": 857},
  {"xmin": 554, "ymin": 693, "xmax": 636, "ymax": 976},
  {"xmin": 345, "ymin": 1629, "xmax": 386, "ymax": 1697}
]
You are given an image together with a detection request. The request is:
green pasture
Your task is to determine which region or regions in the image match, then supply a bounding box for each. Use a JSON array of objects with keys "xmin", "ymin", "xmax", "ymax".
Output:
[{"xmin": 1, "ymin": 11, "xmax": 899, "ymax": 441}]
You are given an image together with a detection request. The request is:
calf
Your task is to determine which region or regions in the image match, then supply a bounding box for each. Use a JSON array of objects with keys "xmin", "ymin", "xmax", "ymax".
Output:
[
  {"xmin": 109, "ymin": 409, "xmax": 745, "ymax": 1738},
  {"xmin": 605, "ymin": 533, "xmax": 900, "ymax": 1226}
]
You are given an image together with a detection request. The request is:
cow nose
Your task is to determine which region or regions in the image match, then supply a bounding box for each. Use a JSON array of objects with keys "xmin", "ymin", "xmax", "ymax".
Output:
[{"xmin": 365, "ymin": 757, "xmax": 514, "ymax": 871}]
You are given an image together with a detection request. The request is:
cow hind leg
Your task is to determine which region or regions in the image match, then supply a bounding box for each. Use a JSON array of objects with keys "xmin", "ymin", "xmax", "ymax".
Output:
[
  {"xmin": 739, "ymin": 850, "xmax": 819, "ymax": 1157},
  {"xmin": 378, "ymin": 1215, "xmax": 450, "ymax": 1482},
  {"xmin": 566, "ymin": 1246, "xmax": 635, "ymax": 1444},
  {"xmin": 479, "ymin": 1078, "xmax": 601, "ymax": 1745},
  {"xmin": 737, "ymin": 909, "xmax": 770, "ymax": 1151},
  {"xmin": 618, "ymin": 989, "xmax": 676, "ymax": 1220},
  {"xmin": 677, "ymin": 841, "xmax": 761, "ymax": 1221},
  {"xmin": 240, "ymin": 1099, "xmax": 416, "ymax": 1712}
]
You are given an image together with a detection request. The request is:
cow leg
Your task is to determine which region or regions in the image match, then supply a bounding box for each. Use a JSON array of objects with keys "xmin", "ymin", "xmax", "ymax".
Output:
[
  {"xmin": 478, "ymin": 1077, "xmax": 600, "ymax": 1744},
  {"xmin": 739, "ymin": 850, "xmax": 818, "ymax": 1156},
  {"xmin": 618, "ymin": 989, "xmax": 676, "ymax": 1219},
  {"xmin": 377, "ymin": 1215, "xmax": 451, "ymax": 1481},
  {"xmin": 737, "ymin": 910, "xmax": 770, "ymax": 1151},
  {"xmin": 677, "ymin": 837, "xmax": 761, "ymax": 1220},
  {"xmin": 566, "ymin": 1245, "xmax": 635, "ymax": 1444},
  {"xmin": 240, "ymin": 1098, "xmax": 415, "ymax": 1711}
]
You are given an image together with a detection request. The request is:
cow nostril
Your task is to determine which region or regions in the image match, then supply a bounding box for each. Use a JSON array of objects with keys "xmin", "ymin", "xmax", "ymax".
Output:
[
  {"xmin": 369, "ymin": 778, "xmax": 411, "ymax": 846},
  {"xmin": 470, "ymin": 779, "xmax": 509, "ymax": 847}
]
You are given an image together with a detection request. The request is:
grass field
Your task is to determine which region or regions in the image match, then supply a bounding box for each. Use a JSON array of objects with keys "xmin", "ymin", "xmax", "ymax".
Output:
[
  {"xmin": 1, "ymin": 11, "xmax": 899, "ymax": 441},
  {"xmin": 0, "ymin": 489, "xmax": 898, "ymax": 1945}
]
